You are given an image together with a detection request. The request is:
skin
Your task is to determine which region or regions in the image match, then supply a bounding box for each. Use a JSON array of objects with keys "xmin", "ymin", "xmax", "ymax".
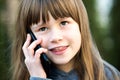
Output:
[{"xmin": 22, "ymin": 13, "xmax": 81, "ymax": 78}]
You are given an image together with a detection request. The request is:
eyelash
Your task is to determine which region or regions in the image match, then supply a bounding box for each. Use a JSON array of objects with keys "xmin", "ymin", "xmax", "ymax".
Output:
[
  {"xmin": 39, "ymin": 27, "xmax": 48, "ymax": 32},
  {"xmin": 38, "ymin": 21, "xmax": 69, "ymax": 32},
  {"xmin": 60, "ymin": 21, "xmax": 69, "ymax": 26}
]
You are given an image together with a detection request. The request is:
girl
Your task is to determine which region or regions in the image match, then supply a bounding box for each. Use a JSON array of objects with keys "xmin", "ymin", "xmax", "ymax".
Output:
[{"xmin": 10, "ymin": 0, "xmax": 120, "ymax": 80}]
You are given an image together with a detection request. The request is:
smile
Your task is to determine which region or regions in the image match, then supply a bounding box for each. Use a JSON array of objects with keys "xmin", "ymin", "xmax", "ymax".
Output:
[{"xmin": 49, "ymin": 46, "xmax": 69, "ymax": 55}]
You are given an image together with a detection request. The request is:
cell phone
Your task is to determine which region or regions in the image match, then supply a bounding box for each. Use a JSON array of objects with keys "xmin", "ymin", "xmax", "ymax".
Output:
[{"xmin": 27, "ymin": 28, "xmax": 51, "ymax": 73}]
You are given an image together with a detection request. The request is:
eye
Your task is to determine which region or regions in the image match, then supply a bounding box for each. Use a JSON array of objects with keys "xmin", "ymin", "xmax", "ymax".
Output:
[
  {"xmin": 60, "ymin": 21, "xmax": 68, "ymax": 26},
  {"xmin": 39, "ymin": 27, "xmax": 48, "ymax": 32}
]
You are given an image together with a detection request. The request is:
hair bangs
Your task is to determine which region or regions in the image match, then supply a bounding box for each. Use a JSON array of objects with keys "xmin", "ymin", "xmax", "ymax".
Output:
[
  {"xmin": 24, "ymin": 0, "xmax": 79, "ymax": 27},
  {"xmin": 25, "ymin": 0, "xmax": 41, "ymax": 27},
  {"xmin": 45, "ymin": 0, "xmax": 78, "ymax": 21}
]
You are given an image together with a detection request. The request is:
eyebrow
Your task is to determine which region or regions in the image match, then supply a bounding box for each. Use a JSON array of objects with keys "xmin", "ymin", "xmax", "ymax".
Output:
[
  {"xmin": 58, "ymin": 17, "xmax": 69, "ymax": 20},
  {"xmin": 37, "ymin": 21, "xmax": 46, "ymax": 27},
  {"xmin": 36, "ymin": 17, "xmax": 71, "ymax": 26}
]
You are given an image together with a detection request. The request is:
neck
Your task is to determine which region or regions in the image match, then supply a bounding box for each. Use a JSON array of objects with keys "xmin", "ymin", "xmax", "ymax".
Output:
[{"xmin": 55, "ymin": 59, "xmax": 75, "ymax": 73}]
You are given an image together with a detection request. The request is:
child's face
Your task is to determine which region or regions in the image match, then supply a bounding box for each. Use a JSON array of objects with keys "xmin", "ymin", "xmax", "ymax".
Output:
[{"xmin": 31, "ymin": 13, "xmax": 81, "ymax": 67}]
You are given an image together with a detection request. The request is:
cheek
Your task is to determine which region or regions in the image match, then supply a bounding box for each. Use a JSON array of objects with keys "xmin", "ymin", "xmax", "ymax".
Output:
[
  {"xmin": 71, "ymin": 32, "xmax": 81, "ymax": 51},
  {"xmin": 36, "ymin": 34, "xmax": 49, "ymax": 48},
  {"xmin": 67, "ymin": 27, "xmax": 81, "ymax": 52},
  {"xmin": 40, "ymin": 35, "xmax": 50, "ymax": 48},
  {"xmin": 67, "ymin": 26, "xmax": 81, "ymax": 44}
]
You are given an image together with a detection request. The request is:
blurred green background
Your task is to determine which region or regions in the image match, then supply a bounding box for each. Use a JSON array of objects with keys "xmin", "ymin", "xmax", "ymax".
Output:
[{"xmin": 0, "ymin": 0, "xmax": 120, "ymax": 80}]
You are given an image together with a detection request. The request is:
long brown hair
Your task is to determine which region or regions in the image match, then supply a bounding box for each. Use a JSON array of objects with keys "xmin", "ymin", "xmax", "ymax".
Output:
[{"xmin": 10, "ymin": 0, "xmax": 119, "ymax": 80}]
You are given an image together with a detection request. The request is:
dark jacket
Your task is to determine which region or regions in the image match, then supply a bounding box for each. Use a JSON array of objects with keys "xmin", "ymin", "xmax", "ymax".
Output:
[{"xmin": 30, "ymin": 62, "xmax": 120, "ymax": 80}]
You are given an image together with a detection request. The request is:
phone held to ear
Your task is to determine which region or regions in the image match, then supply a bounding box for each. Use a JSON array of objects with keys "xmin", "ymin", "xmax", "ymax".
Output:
[{"xmin": 27, "ymin": 28, "xmax": 51, "ymax": 73}]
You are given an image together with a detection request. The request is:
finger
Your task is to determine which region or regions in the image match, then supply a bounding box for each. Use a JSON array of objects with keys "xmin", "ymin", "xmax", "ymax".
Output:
[
  {"xmin": 27, "ymin": 39, "xmax": 42, "ymax": 56},
  {"xmin": 34, "ymin": 48, "xmax": 48, "ymax": 60},
  {"xmin": 22, "ymin": 34, "xmax": 31, "ymax": 58}
]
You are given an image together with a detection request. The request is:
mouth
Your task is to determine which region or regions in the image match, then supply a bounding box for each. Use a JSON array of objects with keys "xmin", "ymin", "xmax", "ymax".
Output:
[{"xmin": 49, "ymin": 46, "xmax": 69, "ymax": 55}]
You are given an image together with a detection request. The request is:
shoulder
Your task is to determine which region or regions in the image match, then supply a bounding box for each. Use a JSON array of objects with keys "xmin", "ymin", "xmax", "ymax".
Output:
[
  {"xmin": 30, "ymin": 77, "xmax": 52, "ymax": 80},
  {"xmin": 103, "ymin": 61, "xmax": 120, "ymax": 80}
]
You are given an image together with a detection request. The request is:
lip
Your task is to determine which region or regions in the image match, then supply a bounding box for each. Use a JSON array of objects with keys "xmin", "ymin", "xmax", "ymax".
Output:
[{"xmin": 49, "ymin": 46, "xmax": 69, "ymax": 55}]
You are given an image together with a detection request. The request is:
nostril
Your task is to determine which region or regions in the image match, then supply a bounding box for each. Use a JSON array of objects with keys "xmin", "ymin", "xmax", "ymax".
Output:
[
  {"xmin": 50, "ymin": 37, "xmax": 63, "ymax": 43},
  {"xmin": 50, "ymin": 34, "xmax": 63, "ymax": 43},
  {"xmin": 49, "ymin": 29, "xmax": 63, "ymax": 43}
]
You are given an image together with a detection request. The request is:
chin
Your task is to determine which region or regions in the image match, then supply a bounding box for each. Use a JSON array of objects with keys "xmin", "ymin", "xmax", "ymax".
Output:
[{"xmin": 52, "ymin": 58, "xmax": 71, "ymax": 65}]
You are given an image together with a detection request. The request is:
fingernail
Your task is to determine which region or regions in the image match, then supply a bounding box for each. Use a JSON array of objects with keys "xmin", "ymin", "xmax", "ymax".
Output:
[
  {"xmin": 44, "ymin": 49, "xmax": 47, "ymax": 51},
  {"xmin": 27, "ymin": 34, "xmax": 30, "ymax": 37}
]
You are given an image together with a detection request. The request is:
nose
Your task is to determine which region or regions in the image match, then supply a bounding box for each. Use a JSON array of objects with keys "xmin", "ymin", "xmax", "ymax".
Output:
[{"xmin": 49, "ymin": 29, "xmax": 63, "ymax": 43}]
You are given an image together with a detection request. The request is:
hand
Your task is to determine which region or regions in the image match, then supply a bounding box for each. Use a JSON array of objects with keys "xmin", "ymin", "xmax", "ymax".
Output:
[{"xmin": 22, "ymin": 34, "xmax": 47, "ymax": 78}]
